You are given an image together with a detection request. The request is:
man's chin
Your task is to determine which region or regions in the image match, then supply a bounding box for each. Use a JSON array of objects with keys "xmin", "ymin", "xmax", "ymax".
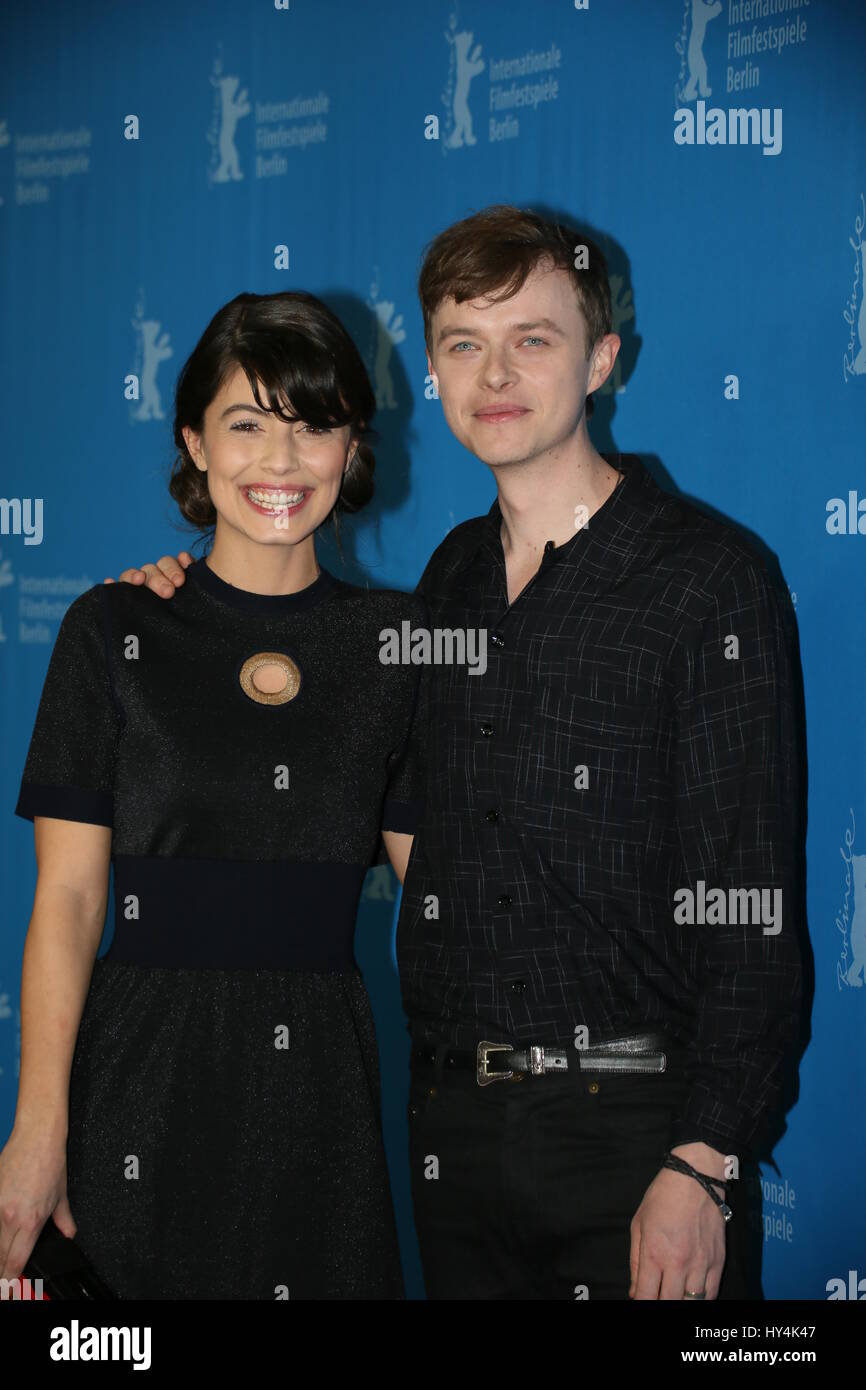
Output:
[{"xmin": 474, "ymin": 449, "xmax": 537, "ymax": 471}]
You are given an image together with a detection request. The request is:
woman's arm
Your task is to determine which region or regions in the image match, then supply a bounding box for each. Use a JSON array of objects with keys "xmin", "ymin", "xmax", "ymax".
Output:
[
  {"xmin": 381, "ymin": 830, "xmax": 413, "ymax": 885},
  {"xmin": 15, "ymin": 818, "xmax": 111, "ymax": 1132},
  {"xmin": 0, "ymin": 817, "xmax": 111, "ymax": 1286}
]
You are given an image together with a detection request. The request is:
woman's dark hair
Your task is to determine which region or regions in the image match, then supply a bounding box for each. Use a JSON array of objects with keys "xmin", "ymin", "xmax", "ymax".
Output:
[{"xmin": 170, "ymin": 290, "xmax": 377, "ymax": 549}]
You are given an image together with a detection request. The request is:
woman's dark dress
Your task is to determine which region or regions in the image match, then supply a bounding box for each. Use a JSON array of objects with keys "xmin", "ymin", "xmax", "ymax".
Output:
[{"xmin": 15, "ymin": 557, "xmax": 427, "ymax": 1299}]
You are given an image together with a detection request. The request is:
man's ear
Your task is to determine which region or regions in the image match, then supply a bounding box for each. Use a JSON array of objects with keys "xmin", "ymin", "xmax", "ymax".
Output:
[{"xmin": 587, "ymin": 333, "xmax": 621, "ymax": 396}]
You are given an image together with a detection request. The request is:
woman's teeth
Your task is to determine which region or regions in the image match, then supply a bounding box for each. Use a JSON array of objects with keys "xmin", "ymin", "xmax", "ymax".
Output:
[{"xmin": 246, "ymin": 487, "xmax": 306, "ymax": 508}]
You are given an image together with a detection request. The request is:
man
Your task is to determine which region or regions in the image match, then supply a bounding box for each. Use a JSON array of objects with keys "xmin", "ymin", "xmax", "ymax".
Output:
[{"xmin": 110, "ymin": 205, "xmax": 802, "ymax": 1300}]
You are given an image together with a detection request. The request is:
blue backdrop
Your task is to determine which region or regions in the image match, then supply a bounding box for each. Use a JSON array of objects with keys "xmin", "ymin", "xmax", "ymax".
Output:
[{"xmin": 1, "ymin": 0, "xmax": 864, "ymax": 1301}]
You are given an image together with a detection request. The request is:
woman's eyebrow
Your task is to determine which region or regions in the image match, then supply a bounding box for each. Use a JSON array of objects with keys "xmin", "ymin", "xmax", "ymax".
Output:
[{"xmin": 219, "ymin": 402, "xmax": 273, "ymax": 419}]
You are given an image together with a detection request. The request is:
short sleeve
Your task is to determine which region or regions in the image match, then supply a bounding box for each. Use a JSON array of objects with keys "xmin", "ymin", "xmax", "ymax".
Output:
[{"xmin": 14, "ymin": 586, "xmax": 122, "ymax": 827}]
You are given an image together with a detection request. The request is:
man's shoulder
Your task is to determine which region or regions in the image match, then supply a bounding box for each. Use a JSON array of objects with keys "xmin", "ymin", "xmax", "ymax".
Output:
[
  {"xmin": 641, "ymin": 471, "xmax": 788, "ymax": 611},
  {"xmin": 416, "ymin": 512, "xmax": 490, "ymax": 590}
]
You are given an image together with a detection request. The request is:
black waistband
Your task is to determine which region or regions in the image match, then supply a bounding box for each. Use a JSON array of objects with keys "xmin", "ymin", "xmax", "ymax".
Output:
[{"xmin": 105, "ymin": 855, "xmax": 365, "ymax": 969}]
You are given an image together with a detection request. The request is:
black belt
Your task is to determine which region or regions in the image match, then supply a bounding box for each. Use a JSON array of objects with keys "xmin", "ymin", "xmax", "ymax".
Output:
[{"xmin": 412, "ymin": 1030, "xmax": 672, "ymax": 1086}]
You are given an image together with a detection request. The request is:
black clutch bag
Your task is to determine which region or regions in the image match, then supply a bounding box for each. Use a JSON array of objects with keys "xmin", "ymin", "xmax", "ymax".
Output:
[{"xmin": 20, "ymin": 1220, "xmax": 116, "ymax": 1299}]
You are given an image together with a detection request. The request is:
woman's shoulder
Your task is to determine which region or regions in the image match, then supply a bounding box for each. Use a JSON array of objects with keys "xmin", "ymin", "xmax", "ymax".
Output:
[
  {"xmin": 53, "ymin": 580, "xmax": 137, "ymax": 638},
  {"xmin": 95, "ymin": 574, "xmax": 198, "ymax": 623},
  {"xmin": 328, "ymin": 579, "xmax": 428, "ymax": 625}
]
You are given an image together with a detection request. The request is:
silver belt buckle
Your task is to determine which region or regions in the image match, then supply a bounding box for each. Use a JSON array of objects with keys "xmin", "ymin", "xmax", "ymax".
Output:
[
  {"xmin": 530, "ymin": 1045, "xmax": 545, "ymax": 1075},
  {"xmin": 477, "ymin": 1041, "xmax": 513, "ymax": 1086}
]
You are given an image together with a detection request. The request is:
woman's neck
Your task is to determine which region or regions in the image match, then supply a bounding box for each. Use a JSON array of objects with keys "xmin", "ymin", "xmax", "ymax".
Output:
[{"xmin": 205, "ymin": 528, "xmax": 320, "ymax": 596}]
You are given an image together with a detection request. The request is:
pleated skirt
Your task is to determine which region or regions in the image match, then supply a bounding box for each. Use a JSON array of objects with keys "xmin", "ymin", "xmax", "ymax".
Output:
[{"xmin": 65, "ymin": 959, "xmax": 404, "ymax": 1299}]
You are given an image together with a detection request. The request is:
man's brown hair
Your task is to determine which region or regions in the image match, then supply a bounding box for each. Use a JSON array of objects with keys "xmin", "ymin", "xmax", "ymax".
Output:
[{"xmin": 417, "ymin": 204, "xmax": 613, "ymax": 417}]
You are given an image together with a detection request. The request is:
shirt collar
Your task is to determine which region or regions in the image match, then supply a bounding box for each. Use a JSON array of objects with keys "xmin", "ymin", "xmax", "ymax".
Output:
[
  {"xmin": 462, "ymin": 452, "xmax": 657, "ymax": 578},
  {"xmin": 188, "ymin": 556, "xmax": 337, "ymax": 613}
]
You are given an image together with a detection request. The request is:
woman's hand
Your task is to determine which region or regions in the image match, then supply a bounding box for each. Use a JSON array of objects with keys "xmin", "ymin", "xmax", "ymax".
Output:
[
  {"xmin": 103, "ymin": 551, "xmax": 193, "ymax": 598},
  {"xmin": 0, "ymin": 1125, "xmax": 76, "ymax": 1295}
]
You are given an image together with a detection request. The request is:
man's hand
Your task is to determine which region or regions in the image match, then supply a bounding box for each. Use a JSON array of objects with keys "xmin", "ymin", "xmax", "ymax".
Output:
[
  {"xmin": 103, "ymin": 552, "xmax": 194, "ymax": 598},
  {"xmin": 629, "ymin": 1142, "xmax": 728, "ymax": 1300}
]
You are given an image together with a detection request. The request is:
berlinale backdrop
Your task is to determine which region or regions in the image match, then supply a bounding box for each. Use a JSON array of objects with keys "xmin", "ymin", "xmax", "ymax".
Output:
[{"xmin": 1, "ymin": 0, "xmax": 864, "ymax": 1301}]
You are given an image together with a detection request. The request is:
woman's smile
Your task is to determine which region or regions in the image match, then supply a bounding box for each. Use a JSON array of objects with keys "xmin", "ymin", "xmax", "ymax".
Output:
[{"xmin": 240, "ymin": 483, "xmax": 313, "ymax": 516}]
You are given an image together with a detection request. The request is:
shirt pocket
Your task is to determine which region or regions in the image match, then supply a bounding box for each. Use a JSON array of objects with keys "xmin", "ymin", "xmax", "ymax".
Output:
[{"xmin": 518, "ymin": 684, "xmax": 654, "ymax": 846}]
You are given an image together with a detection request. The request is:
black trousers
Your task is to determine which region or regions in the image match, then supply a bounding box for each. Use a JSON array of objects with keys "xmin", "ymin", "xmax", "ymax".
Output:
[{"xmin": 408, "ymin": 1046, "xmax": 754, "ymax": 1300}]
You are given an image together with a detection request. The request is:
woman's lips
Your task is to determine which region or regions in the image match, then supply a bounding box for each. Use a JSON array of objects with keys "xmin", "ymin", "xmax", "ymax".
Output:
[{"xmin": 241, "ymin": 486, "xmax": 312, "ymax": 517}]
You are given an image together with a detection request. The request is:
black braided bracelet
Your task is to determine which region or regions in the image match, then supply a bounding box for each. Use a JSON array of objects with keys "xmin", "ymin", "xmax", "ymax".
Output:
[{"xmin": 662, "ymin": 1152, "xmax": 733, "ymax": 1222}]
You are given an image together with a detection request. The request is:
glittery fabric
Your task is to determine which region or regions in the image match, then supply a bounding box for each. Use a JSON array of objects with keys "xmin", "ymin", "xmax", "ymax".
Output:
[
  {"xmin": 65, "ymin": 963, "xmax": 403, "ymax": 1299},
  {"xmin": 14, "ymin": 557, "xmax": 430, "ymax": 1299}
]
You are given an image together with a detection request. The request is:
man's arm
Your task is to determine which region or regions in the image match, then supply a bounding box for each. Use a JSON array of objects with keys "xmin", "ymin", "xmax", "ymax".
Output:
[
  {"xmin": 103, "ymin": 551, "xmax": 194, "ymax": 596},
  {"xmin": 668, "ymin": 558, "xmax": 802, "ymax": 1159},
  {"xmin": 629, "ymin": 555, "xmax": 802, "ymax": 1299}
]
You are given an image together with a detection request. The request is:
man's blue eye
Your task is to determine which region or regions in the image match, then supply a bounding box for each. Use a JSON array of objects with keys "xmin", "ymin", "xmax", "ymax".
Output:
[{"xmin": 450, "ymin": 338, "xmax": 546, "ymax": 351}]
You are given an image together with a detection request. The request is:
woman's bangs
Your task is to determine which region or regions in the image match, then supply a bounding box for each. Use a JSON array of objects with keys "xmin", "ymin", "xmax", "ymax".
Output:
[{"xmin": 236, "ymin": 336, "xmax": 349, "ymax": 429}]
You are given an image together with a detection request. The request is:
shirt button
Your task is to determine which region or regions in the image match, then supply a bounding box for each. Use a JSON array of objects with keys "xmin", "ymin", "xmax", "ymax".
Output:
[
  {"xmin": 485, "ymin": 808, "xmax": 499, "ymax": 823},
  {"xmin": 491, "ymin": 631, "xmax": 505, "ymax": 647},
  {"xmin": 480, "ymin": 721, "xmax": 494, "ymax": 736},
  {"xmin": 509, "ymin": 980, "xmax": 526, "ymax": 995},
  {"xmin": 497, "ymin": 894, "xmax": 513, "ymax": 907}
]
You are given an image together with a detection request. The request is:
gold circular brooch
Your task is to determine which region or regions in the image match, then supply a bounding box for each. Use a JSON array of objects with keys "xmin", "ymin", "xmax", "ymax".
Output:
[{"xmin": 238, "ymin": 652, "xmax": 302, "ymax": 706}]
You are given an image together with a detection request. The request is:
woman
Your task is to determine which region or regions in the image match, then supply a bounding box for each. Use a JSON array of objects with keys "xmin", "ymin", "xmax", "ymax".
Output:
[{"xmin": 0, "ymin": 290, "xmax": 427, "ymax": 1299}]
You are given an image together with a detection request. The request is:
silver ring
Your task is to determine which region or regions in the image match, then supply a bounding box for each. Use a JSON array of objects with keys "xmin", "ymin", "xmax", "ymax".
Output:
[{"xmin": 683, "ymin": 1288, "xmax": 707, "ymax": 1300}]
